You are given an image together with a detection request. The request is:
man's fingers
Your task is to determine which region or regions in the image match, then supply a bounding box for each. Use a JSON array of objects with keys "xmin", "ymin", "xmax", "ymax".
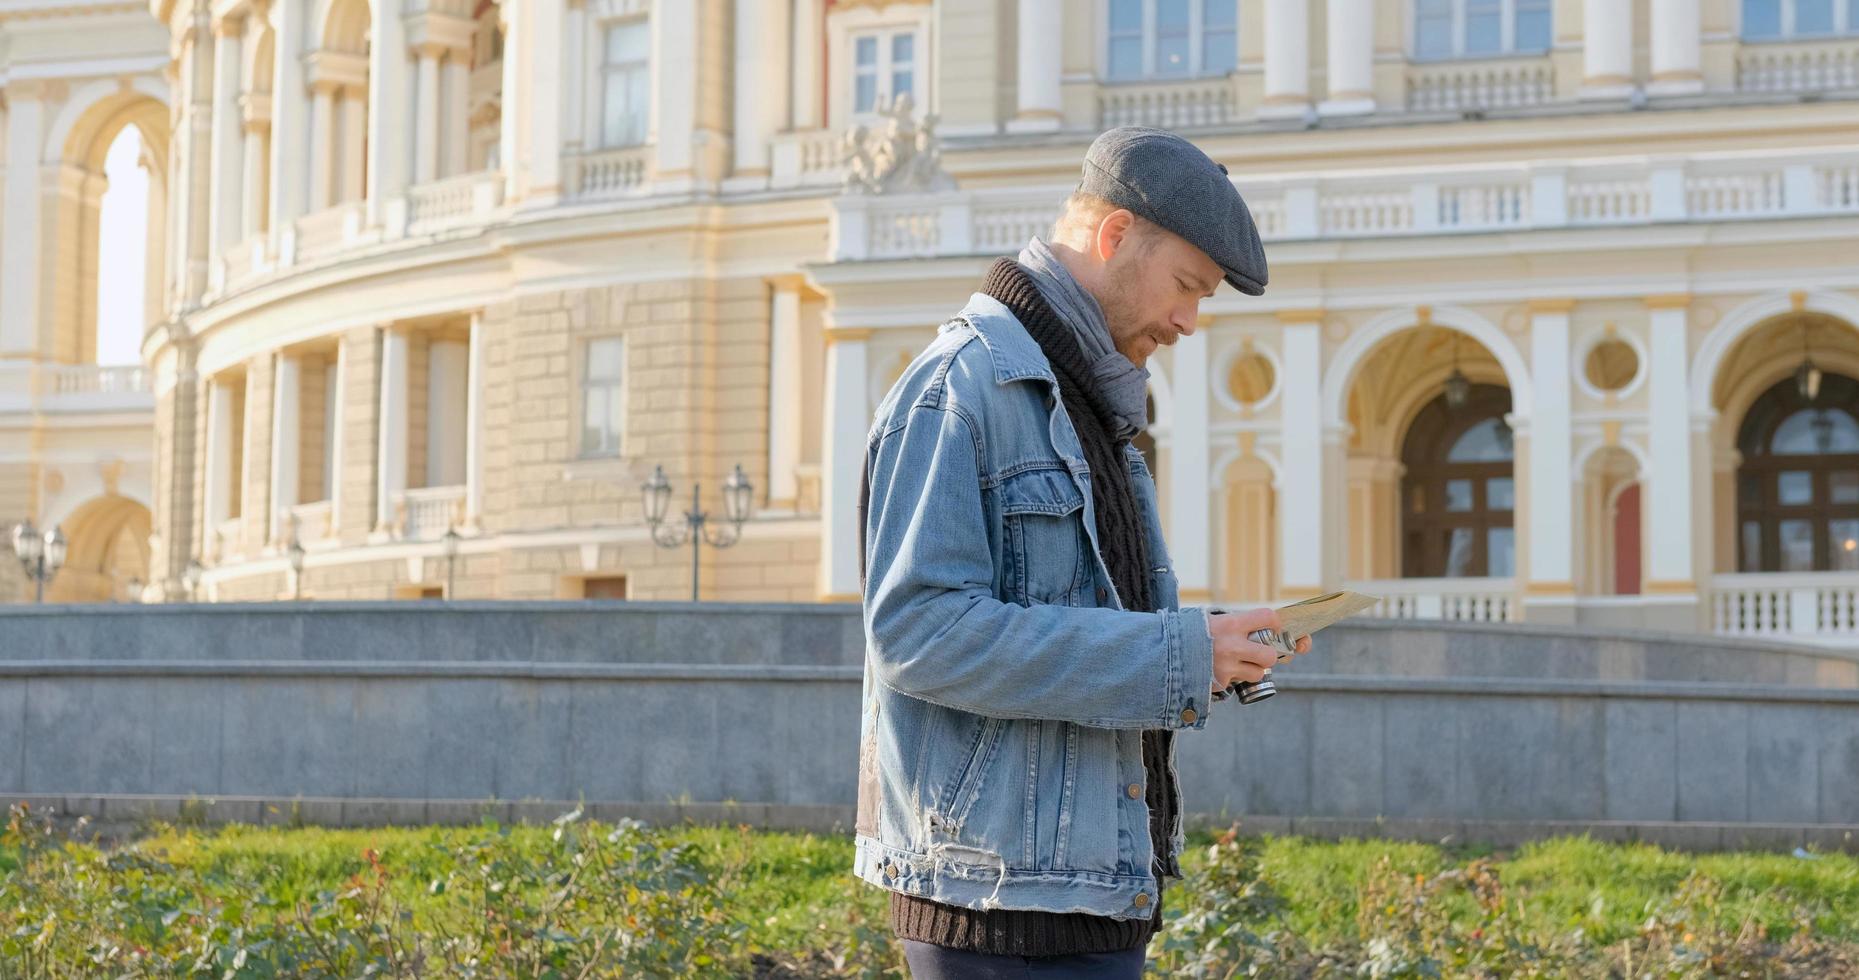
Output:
[
  {"xmin": 1212, "ymin": 606, "xmax": 1285, "ymax": 635},
  {"xmin": 1230, "ymin": 664, "xmax": 1267, "ymax": 684},
  {"xmin": 1236, "ymin": 643, "xmax": 1276, "ymax": 670}
]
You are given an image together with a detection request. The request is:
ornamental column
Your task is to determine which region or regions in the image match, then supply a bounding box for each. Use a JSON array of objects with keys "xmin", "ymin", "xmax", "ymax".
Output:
[
  {"xmin": 765, "ymin": 278, "xmax": 806, "ymax": 508},
  {"xmin": 1524, "ymin": 300, "xmax": 1575, "ymax": 620},
  {"xmin": 0, "ymin": 83, "xmax": 45, "ymax": 356},
  {"xmin": 269, "ymin": 353, "xmax": 301, "ymax": 544},
  {"xmin": 1320, "ymin": 0, "xmax": 1375, "ymax": 116},
  {"xmin": 790, "ymin": 0, "xmax": 824, "ymax": 129},
  {"xmin": 1645, "ymin": 297, "xmax": 1694, "ymax": 592},
  {"xmin": 733, "ymin": 0, "xmax": 792, "ymax": 174},
  {"xmin": 414, "ymin": 43, "xmax": 444, "ymax": 183},
  {"xmin": 207, "ymin": 16, "xmax": 246, "ymax": 270},
  {"xmin": 819, "ymin": 326, "xmax": 870, "ymax": 601},
  {"xmin": 1278, "ymin": 311, "xmax": 1325, "ymax": 596},
  {"xmin": 1649, "ymin": 0, "xmax": 1704, "ymax": 96},
  {"xmin": 1581, "ymin": 0, "xmax": 1635, "ymax": 98},
  {"xmin": 1168, "ymin": 328, "xmax": 1212, "ymax": 602},
  {"xmin": 1010, "ymin": 0, "xmax": 1063, "ymax": 132},
  {"xmin": 1259, "ymin": 0, "xmax": 1311, "ymax": 119},
  {"xmin": 375, "ymin": 326, "xmax": 409, "ymax": 536}
]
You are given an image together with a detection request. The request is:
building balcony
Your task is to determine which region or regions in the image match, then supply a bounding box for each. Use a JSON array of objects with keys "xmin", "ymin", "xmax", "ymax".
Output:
[
  {"xmin": 288, "ymin": 500, "xmax": 335, "ymax": 543},
  {"xmin": 0, "ymin": 362, "xmax": 153, "ymax": 415},
  {"xmin": 395, "ymin": 484, "xmax": 466, "ymax": 541},
  {"xmin": 1096, "ymin": 75, "xmax": 1241, "ymax": 130},
  {"xmin": 769, "ymin": 128, "xmax": 845, "ymax": 190},
  {"xmin": 288, "ymin": 200, "xmax": 372, "ymax": 265},
  {"xmin": 402, "ymin": 169, "xmax": 506, "ymax": 237},
  {"xmin": 830, "ymin": 145, "xmax": 1859, "ymax": 260},
  {"xmin": 1405, "ymin": 55, "xmax": 1555, "ymax": 114},
  {"xmin": 1710, "ymin": 572, "xmax": 1859, "ymax": 645},
  {"xmin": 1349, "ymin": 577, "xmax": 1517, "ymax": 622},
  {"xmin": 565, "ymin": 145, "xmax": 653, "ymax": 199},
  {"xmin": 1736, "ymin": 36, "xmax": 1859, "ymax": 94}
]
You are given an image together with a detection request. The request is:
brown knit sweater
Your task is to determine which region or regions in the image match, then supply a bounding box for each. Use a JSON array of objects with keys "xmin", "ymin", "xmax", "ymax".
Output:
[{"xmin": 888, "ymin": 259, "xmax": 1177, "ymax": 957}]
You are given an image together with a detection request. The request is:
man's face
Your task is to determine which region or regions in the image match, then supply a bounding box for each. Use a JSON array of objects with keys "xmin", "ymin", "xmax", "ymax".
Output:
[{"xmin": 1092, "ymin": 223, "xmax": 1223, "ymax": 368}]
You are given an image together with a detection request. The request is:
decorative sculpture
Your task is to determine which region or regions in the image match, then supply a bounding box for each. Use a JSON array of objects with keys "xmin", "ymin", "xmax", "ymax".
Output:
[{"xmin": 841, "ymin": 94, "xmax": 955, "ymax": 195}]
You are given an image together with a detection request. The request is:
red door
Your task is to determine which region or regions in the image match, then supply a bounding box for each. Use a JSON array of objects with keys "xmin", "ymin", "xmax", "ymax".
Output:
[{"xmin": 1613, "ymin": 484, "xmax": 1641, "ymax": 595}]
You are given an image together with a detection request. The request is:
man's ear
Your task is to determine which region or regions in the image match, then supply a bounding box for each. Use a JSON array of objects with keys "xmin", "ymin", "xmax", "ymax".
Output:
[{"xmin": 1094, "ymin": 209, "xmax": 1138, "ymax": 263}]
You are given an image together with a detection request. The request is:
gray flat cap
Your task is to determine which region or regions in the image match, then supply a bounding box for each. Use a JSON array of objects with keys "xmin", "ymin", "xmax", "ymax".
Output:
[{"xmin": 1078, "ymin": 127, "xmax": 1268, "ymax": 296}]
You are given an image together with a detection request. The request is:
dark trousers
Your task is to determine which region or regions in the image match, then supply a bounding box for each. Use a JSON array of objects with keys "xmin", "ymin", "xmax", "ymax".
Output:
[{"xmin": 901, "ymin": 939, "xmax": 1145, "ymax": 979}]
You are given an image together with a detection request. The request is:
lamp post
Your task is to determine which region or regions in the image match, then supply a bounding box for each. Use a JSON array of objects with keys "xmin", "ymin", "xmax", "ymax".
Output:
[
  {"xmin": 182, "ymin": 559, "xmax": 205, "ymax": 602},
  {"xmin": 442, "ymin": 525, "xmax": 461, "ymax": 599},
  {"xmin": 641, "ymin": 464, "xmax": 755, "ymax": 601},
  {"xmin": 286, "ymin": 535, "xmax": 306, "ymax": 601},
  {"xmin": 10, "ymin": 520, "xmax": 67, "ymax": 604}
]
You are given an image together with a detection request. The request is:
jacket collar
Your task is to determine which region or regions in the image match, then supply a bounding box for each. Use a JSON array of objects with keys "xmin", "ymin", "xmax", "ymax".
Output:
[{"xmin": 949, "ymin": 292, "xmax": 1057, "ymax": 387}]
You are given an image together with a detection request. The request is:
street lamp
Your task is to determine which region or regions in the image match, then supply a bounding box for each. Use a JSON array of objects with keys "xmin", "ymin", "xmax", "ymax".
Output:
[
  {"xmin": 441, "ymin": 525, "xmax": 462, "ymax": 599},
  {"xmin": 10, "ymin": 520, "xmax": 66, "ymax": 604},
  {"xmin": 641, "ymin": 464, "xmax": 755, "ymax": 601}
]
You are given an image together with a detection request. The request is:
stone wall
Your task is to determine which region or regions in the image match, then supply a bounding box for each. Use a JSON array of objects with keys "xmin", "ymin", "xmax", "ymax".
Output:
[{"xmin": 4, "ymin": 604, "xmax": 1859, "ymax": 849}]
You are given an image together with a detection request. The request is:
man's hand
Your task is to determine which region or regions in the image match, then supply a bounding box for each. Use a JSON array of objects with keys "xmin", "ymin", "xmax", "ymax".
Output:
[{"xmin": 1209, "ymin": 607, "xmax": 1313, "ymax": 695}]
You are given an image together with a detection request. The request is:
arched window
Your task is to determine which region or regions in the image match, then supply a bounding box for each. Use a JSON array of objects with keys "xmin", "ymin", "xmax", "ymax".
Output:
[
  {"xmin": 1736, "ymin": 373, "xmax": 1859, "ymax": 572},
  {"xmin": 1400, "ymin": 384, "xmax": 1515, "ymax": 578},
  {"xmin": 1414, "ymin": 0, "xmax": 1552, "ymax": 60}
]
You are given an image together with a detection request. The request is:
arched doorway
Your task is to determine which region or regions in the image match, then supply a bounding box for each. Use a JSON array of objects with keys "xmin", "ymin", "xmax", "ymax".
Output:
[
  {"xmin": 48, "ymin": 495, "xmax": 153, "ymax": 603},
  {"xmin": 1399, "ymin": 384, "xmax": 1515, "ymax": 578},
  {"xmin": 1735, "ymin": 373, "xmax": 1859, "ymax": 573}
]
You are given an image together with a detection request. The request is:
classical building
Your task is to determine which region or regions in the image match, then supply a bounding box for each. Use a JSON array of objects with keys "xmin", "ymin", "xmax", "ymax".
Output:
[{"xmin": 2, "ymin": 0, "xmax": 1856, "ymax": 644}]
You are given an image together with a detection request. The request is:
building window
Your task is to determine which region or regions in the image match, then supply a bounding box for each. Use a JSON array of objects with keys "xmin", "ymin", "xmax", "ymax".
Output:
[
  {"xmin": 1735, "ymin": 373, "xmax": 1859, "ymax": 573},
  {"xmin": 853, "ymin": 29, "xmax": 916, "ymax": 114},
  {"xmin": 1399, "ymin": 384, "xmax": 1516, "ymax": 578},
  {"xmin": 581, "ymin": 337, "xmax": 625, "ymax": 456},
  {"xmin": 601, "ymin": 19, "xmax": 650, "ymax": 147},
  {"xmin": 1741, "ymin": 0, "xmax": 1859, "ymax": 38},
  {"xmin": 1413, "ymin": 0, "xmax": 1551, "ymax": 61},
  {"xmin": 1107, "ymin": 0, "xmax": 1239, "ymax": 80}
]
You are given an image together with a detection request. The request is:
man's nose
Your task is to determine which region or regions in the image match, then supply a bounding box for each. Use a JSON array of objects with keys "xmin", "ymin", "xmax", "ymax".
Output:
[{"xmin": 1175, "ymin": 304, "xmax": 1200, "ymax": 336}]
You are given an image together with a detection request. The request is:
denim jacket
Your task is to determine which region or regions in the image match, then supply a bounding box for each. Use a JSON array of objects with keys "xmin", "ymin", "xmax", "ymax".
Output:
[{"xmin": 852, "ymin": 292, "xmax": 1216, "ymax": 921}]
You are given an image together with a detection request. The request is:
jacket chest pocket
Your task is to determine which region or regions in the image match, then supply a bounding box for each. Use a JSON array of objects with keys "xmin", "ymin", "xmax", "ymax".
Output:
[{"xmin": 999, "ymin": 469, "xmax": 1090, "ymax": 607}]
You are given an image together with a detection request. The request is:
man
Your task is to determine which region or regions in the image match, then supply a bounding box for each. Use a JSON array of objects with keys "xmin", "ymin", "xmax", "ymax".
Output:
[{"xmin": 853, "ymin": 127, "xmax": 1311, "ymax": 979}]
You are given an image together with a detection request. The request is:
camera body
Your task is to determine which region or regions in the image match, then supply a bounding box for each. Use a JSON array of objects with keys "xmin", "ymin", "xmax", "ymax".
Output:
[{"xmin": 1208, "ymin": 612, "xmax": 1297, "ymax": 705}]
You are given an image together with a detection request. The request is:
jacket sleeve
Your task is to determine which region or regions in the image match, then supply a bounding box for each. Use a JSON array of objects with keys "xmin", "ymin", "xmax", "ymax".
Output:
[{"xmin": 862, "ymin": 401, "xmax": 1214, "ymax": 731}]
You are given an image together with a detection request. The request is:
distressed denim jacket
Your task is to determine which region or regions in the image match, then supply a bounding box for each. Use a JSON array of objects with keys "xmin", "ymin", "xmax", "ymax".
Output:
[{"xmin": 852, "ymin": 292, "xmax": 1216, "ymax": 921}]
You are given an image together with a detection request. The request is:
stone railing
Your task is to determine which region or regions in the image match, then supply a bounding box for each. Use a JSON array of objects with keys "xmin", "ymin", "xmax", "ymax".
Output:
[
  {"xmin": 1711, "ymin": 572, "xmax": 1859, "ymax": 644},
  {"xmin": 396, "ymin": 484, "xmax": 466, "ymax": 540},
  {"xmin": 288, "ymin": 500, "xmax": 335, "ymax": 542},
  {"xmin": 289, "ymin": 201, "xmax": 369, "ymax": 264},
  {"xmin": 1097, "ymin": 75, "xmax": 1240, "ymax": 130},
  {"xmin": 1350, "ymin": 577, "xmax": 1516, "ymax": 622},
  {"xmin": 769, "ymin": 128, "xmax": 844, "ymax": 190},
  {"xmin": 1736, "ymin": 38, "xmax": 1859, "ymax": 93},
  {"xmin": 0, "ymin": 363, "xmax": 155, "ymax": 415},
  {"xmin": 218, "ymin": 235, "xmax": 269, "ymax": 294},
  {"xmin": 1405, "ymin": 55, "xmax": 1555, "ymax": 112},
  {"xmin": 566, "ymin": 145, "xmax": 653, "ymax": 199},
  {"xmin": 831, "ymin": 147, "xmax": 1859, "ymax": 258},
  {"xmin": 404, "ymin": 169, "xmax": 505, "ymax": 236}
]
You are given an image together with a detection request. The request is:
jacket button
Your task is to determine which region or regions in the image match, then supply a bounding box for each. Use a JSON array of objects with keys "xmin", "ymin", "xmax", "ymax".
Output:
[
  {"xmin": 1126, "ymin": 782, "xmax": 1142, "ymax": 799},
  {"xmin": 1180, "ymin": 706, "xmax": 1198, "ymax": 725},
  {"xmin": 1132, "ymin": 893, "xmax": 1151, "ymax": 909}
]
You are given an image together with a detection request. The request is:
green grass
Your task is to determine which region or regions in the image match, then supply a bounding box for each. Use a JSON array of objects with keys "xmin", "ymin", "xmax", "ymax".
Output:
[
  {"xmin": 7, "ymin": 811, "xmax": 1859, "ymax": 977},
  {"xmin": 118, "ymin": 822, "xmax": 1859, "ymax": 947}
]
